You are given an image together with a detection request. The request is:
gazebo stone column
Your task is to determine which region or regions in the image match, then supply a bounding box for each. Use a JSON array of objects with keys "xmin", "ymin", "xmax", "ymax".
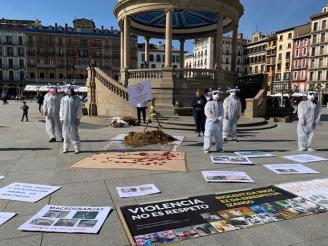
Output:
[
  {"xmin": 120, "ymin": 27, "xmax": 124, "ymax": 71},
  {"xmin": 164, "ymin": 9, "xmax": 173, "ymax": 68},
  {"xmin": 231, "ymin": 21, "xmax": 239, "ymax": 72},
  {"xmin": 179, "ymin": 39, "xmax": 185, "ymax": 69},
  {"xmin": 121, "ymin": 16, "xmax": 130, "ymax": 86},
  {"xmin": 86, "ymin": 60, "xmax": 97, "ymax": 116},
  {"xmin": 145, "ymin": 37, "xmax": 150, "ymax": 68},
  {"xmin": 215, "ymin": 13, "xmax": 223, "ymax": 69}
]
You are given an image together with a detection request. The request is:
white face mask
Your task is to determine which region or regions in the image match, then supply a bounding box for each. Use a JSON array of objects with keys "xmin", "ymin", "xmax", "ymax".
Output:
[
  {"xmin": 212, "ymin": 91, "xmax": 220, "ymax": 101},
  {"xmin": 230, "ymin": 91, "xmax": 236, "ymax": 97},
  {"xmin": 307, "ymin": 94, "xmax": 315, "ymax": 101}
]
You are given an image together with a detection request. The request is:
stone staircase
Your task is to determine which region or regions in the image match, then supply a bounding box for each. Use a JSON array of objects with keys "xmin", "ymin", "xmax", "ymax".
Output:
[{"xmin": 141, "ymin": 116, "xmax": 277, "ymax": 132}]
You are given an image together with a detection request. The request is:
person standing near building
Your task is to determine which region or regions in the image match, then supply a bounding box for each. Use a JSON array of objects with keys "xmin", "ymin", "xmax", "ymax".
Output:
[
  {"xmin": 20, "ymin": 101, "xmax": 29, "ymax": 122},
  {"xmin": 60, "ymin": 85, "xmax": 82, "ymax": 154},
  {"xmin": 297, "ymin": 90, "xmax": 321, "ymax": 152},
  {"xmin": 43, "ymin": 85, "xmax": 63, "ymax": 143},
  {"xmin": 223, "ymin": 87, "xmax": 242, "ymax": 142},
  {"xmin": 203, "ymin": 89, "xmax": 224, "ymax": 154},
  {"xmin": 36, "ymin": 92, "xmax": 44, "ymax": 114},
  {"xmin": 192, "ymin": 89, "xmax": 206, "ymax": 137},
  {"xmin": 136, "ymin": 101, "xmax": 148, "ymax": 124}
]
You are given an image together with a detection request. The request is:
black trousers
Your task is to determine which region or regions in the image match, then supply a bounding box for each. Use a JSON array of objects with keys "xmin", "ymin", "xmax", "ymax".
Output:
[
  {"xmin": 137, "ymin": 107, "xmax": 146, "ymax": 122},
  {"xmin": 193, "ymin": 109, "xmax": 205, "ymax": 133},
  {"xmin": 21, "ymin": 112, "xmax": 28, "ymax": 122}
]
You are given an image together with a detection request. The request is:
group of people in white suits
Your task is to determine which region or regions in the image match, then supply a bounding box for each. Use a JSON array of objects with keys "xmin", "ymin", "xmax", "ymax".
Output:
[
  {"xmin": 203, "ymin": 87, "xmax": 241, "ymax": 154},
  {"xmin": 43, "ymin": 84, "xmax": 82, "ymax": 154}
]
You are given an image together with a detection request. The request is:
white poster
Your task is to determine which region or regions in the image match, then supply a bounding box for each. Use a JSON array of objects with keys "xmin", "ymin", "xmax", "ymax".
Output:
[
  {"xmin": 0, "ymin": 176, "xmax": 4, "ymax": 180},
  {"xmin": 202, "ymin": 171, "xmax": 254, "ymax": 183},
  {"xmin": 116, "ymin": 184, "xmax": 160, "ymax": 198},
  {"xmin": 0, "ymin": 183, "xmax": 61, "ymax": 203},
  {"xmin": 276, "ymin": 179, "xmax": 328, "ymax": 208},
  {"xmin": 210, "ymin": 156, "xmax": 253, "ymax": 165},
  {"xmin": 0, "ymin": 212, "xmax": 16, "ymax": 226},
  {"xmin": 235, "ymin": 150, "xmax": 274, "ymax": 158},
  {"xmin": 128, "ymin": 80, "xmax": 152, "ymax": 107},
  {"xmin": 282, "ymin": 154, "xmax": 327, "ymax": 163},
  {"xmin": 264, "ymin": 164, "xmax": 319, "ymax": 175},
  {"xmin": 18, "ymin": 205, "xmax": 111, "ymax": 234}
]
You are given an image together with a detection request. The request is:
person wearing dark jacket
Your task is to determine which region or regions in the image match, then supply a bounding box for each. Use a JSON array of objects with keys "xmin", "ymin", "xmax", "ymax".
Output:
[{"xmin": 192, "ymin": 89, "xmax": 207, "ymax": 137}]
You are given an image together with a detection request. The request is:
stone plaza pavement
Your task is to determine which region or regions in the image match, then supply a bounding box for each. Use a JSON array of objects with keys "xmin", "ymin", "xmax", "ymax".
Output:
[{"xmin": 0, "ymin": 101, "xmax": 328, "ymax": 246}]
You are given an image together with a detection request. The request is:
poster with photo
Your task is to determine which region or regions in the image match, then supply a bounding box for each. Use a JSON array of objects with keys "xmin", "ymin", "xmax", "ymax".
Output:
[
  {"xmin": 0, "ymin": 212, "xmax": 16, "ymax": 226},
  {"xmin": 0, "ymin": 183, "xmax": 61, "ymax": 202},
  {"xmin": 116, "ymin": 184, "xmax": 160, "ymax": 198},
  {"xmin": 128, "ymin": 80, "xmax": 152, "ymax": 107},
  {"xmin": 119, "ymin": 186, "xmax": 326, "ymax": 245},
  {"xmin": 264, "ymin": 164, "xmax": 319, "ymax": 175},
  {"xmin": 282, "ymin": 154, "xmax": 327, "ymax": 163},
  {"xmin": 235, "ymin": 151, "xmax": 274, "ymax": 158},
  {"xmin": 201, "ymin": 171, "xmax": 254, "ymax": 183},
  {"xmin": 210, "ymin": 156, "xmax": 253, "ymax": 165},
  {"xmin": 276, "ymin": 179, "xmax": 328, "ymax": 208},
  {"xmin": 18, "ymin": 205, "xmax": 111, "ymax": 234}
]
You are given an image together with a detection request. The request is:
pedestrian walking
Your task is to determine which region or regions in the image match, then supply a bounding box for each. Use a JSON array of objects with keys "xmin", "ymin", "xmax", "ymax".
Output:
[
  {"xmin": 192, "ymin": 89, "xmax": 206, "ymax": 136},
  {"xmin": 21, "ymin": 101, "xmax": 29, "ymax": 122}
]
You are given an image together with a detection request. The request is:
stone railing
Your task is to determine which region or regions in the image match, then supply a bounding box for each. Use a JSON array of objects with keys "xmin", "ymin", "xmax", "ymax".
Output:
[
  {"xmin": 173, "ymin": 68, "xmax": 215, "ymax": 80},
  {"xmin": 94, "ymin": 67, "xmax": 129, "ymax": 101},
  {"xmin": 127, "ymin": 69, "xmax": 163, "ymax": 80},
  {"xmin": 245, "ymin": 82, "xmax": 268, "ymax": 118}
]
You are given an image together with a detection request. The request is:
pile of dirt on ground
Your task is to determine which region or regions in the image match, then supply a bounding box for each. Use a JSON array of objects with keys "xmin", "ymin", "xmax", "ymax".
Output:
[{"xmin": 123, "ymin": 130, "xmax": 176, "ymax": 147}]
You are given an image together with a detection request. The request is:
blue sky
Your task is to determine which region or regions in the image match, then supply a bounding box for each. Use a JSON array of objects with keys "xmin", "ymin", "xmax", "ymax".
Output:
[{"xmin": 0, "ymin": 0, "xmax": 326, "ymax": 52}]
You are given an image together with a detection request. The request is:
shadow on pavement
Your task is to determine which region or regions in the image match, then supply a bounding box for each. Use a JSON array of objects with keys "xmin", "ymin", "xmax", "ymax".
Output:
[{"xmin": 0, "ymin": 147, "xmax": 51, "ymax": 151}]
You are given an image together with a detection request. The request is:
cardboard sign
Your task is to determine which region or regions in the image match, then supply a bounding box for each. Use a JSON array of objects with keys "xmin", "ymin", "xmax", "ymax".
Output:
[
  {"xmin": 210, "ymin": 156, "xmax": 253, "ymax": 165},
  {"xmin": 264, "ymin": 164, "xmax": 319, "ymax": 175},
  {"xmin": 202, "ymin": 171, "xmax": 254, "ymax": 183},
  {"xmin": 72, "ymin": 151, "xmax": 187, "ymax": 172},
  {"xmin": 18, "ymin": 205, "xmax": 111, "ymax": 234},
  {"xmin": 0, "ymin": 212, "xmax": 16, "ymax": 226},
  {"xmin": 235, "ymin": 151, "xmax": 274, "ymax": 158},
  {"xmin": 116, "ymin": 184, "xmax": 160, "ymax": 198},
  {"xmin": 277, "ymin": 179, "xmax": 328, "ymax": 208},
  {"xmin": 282, "ymin": 154, "xmax": 327, "ymax": 163},
  {"xmin": 119, "ymin": 186, "xmax": 326, "ymax": 245},
  {"xmin": 128, "ymin": 80, "xmax": 152, "ymax": 107},
  {"xmin": 0, "ymin": 183, "xmax": 61, "ymax": 203}
]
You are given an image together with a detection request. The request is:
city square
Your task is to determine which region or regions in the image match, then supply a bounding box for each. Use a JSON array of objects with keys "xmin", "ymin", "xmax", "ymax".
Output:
[{"xmin": 1, "ymin": 0, "xmax": 328, "ymax": 246}]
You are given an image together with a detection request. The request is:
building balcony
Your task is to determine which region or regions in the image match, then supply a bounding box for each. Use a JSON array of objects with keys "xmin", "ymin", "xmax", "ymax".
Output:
[
  {"xmin": 24, "ymin": 78, "xmax": 86, "ymax": 85},
  {"xmin": 36, "ymin": 64, "xmax": 56, "ymax": 68}
]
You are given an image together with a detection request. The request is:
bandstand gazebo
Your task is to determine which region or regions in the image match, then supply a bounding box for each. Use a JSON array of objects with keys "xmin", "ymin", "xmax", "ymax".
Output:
[{"xmin": 114, "ymin": 0, "xmax": 244, "ymax": 110}]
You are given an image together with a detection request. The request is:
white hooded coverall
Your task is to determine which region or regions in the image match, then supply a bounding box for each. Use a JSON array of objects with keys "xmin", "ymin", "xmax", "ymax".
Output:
[
  {"xmin": 223, "ymin": 95, "xmax": 242, "ymax": 140},
  {"xmin": 204, "ymin": 100, "xmax": 224, "ymax": 151},
  {"xmin": 43, "ymin": 93, "xmax": 62, "ymax": 140},
  {"xmin": 297, "ymin": 100, "xmax": 321, "ymax": 150},
  {"xmin": 60, "ymin": 95, "xmax": 82, "ymax": 150}
]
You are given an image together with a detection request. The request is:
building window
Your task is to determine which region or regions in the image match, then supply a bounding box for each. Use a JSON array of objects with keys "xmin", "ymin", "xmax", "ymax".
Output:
[
  {"xmin": 304, "ymin": 38, "xmax": 308, "ymax": 47},
  {"xmin": 288, "ymin": 33, "xmax": 292, "ymax": 39},
  {"xmin": 286, "ymin": 52, "xmax": 291, "ymax": 60},
  {"xmin": 276, "ymin": 73, "xmax": 281, "ymax": 81},
  {"xmin": 288, "ymin": 43, "xmax": 292, "ymax": 49},
  {"xmin": 310, "ymin": 72, "xmax": 314, "ymax": 81},
  {"xmin": 151, "ymin": 64, "xmax": 156, "ymax": 68},
  {"xmin": 18, "ymin": 36, "xmax": 23, "ymax": 45},
  {"xmin": 323, "ymin": 20, "xmax": 327, "ymax": 30},
  {"xmin": 30, "ymin": 72, "xmax": 35, "ymax": 79},
  {"xmin": 313, "ymin": 34, "xmax": 317, "ymax": 44},
  {"xmin": 278, "ymin": 53, "xmax": 282, "ymax": 60},
  {"xmin": 150, "ymin": 54, "xmax": 154, "ymax": 62},
  {"xmin": 59, "ymin": 74, "xmax": 64, "ymax": 79},
  {"xmin": 293, "ymin": 71, "xmax": 298, "ymax": 80},
  {"xmin": 141, "ymin": 54, "xmax": 145, "ymax": 62},
  {"xmin": 295, "ymin": 49, "xmax": 299, "ymax": 58},
  {"xmin": 302, "ymin": 58, "xmax": 307, "ymax": 68},
  {"xmin": 7, "ymin": 47, "xmax": 13, "ymax": 56},
  {"xmin": 301, "ymin": 70, "xmax": 305, "ymax": 80},
  {"xmin": 156, "ymin": 55, "xmax": 161, "ymax": 62},
  {"xmin": 293, "ymin": 60, "xmax": 298, "ymax": 69},
  {"xmin": 6, "ymin": 36, "xmax": 12, "ymax": 44},
  {"xmin": 321, "ymin": 33, "xmax": 326, "ymax": 43},
  {"xmin": 50, "ymin": 73, "xmax": 55, "ymax": 79},
  {"xmin": 313, "ymin": 22, "xmax": 318, "ymax": 32},
  {"xmin": 318, "ymin": 71, "xmax": 322, "ymax": 80},
  {"xmin": 296, "ymin": 40, "xmax": 300, "ymax": 48},
  {"xmin": 303, "ymin": 47, "xmax": 307, "ymax": 56},
  {"xmin": 311, "ymin": 47, "xmax": 316, "ymax": 56},
  {"xmin": 40, "ymin": 73, "xmax": 44, "ymax": 79},
  {"xmin": 279, "ymin": 35, "xmax": 283, "ymax": 41}
]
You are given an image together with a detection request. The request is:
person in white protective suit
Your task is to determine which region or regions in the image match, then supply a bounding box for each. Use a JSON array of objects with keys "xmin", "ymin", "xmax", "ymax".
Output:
[
  {"xmin": 223, "ymin": 87, "xmax": 242, "ymax": 142},
  {"xmin": 204, "ymin": 89, "xmax": 224, "ymax": 154},
  {"xmin": 297, "ymin": 90, "xmax": 321, "ymax": 152},
  {"xmin": 60, "ymin": 85, "xmax": 82, "ymax": 154},
  {"xmin": 43, "ymin": 85, "xmax": 63, "ymax": 142}
]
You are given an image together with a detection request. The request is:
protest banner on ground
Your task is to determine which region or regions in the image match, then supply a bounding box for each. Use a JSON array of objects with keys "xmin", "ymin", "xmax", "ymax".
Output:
[
  {"xmin": 202, "ymin": 171, "xmax": 254, "ymax": 183},
  {"xmin": 210, "ymin": 155, "xmax": 253, "ymax": 165},
  {"xmin": 18, "ymin": 205, "xmax": 111, "ymax": 234},
  {"xmin": 235, "ymin": 151, "xmax": 274, "ymax": 158},
  {"xmin": 119, "ymin": 186, "xmax": 326, "ymax": 245},
  {"xmin": 128, "ymin": 80, "xmax": 152, "ymax": 107},
  {"xmin": 264, "ymin": 164, "xmax": 319, "ymax": 175},
  {"xmin": 0, "ymin": 183, "xmax": 61, "ymax": 202},
  {"xmin": 0, "ymin": 212, "xmax": 16, "ymax": 226},
  {"xmin": 276, "ymin": 179, "xmax": 328, "ymax": 208},
  {"xmin": 116, "ymin": 184, "xmax": 160, "ymax": 198},
  {"xmin": 282, "ymin": 154, "xmax": 327, "ymax": 163},
  {"xmin": 72, "ymin": 151, "xmax": 187, "ymax": 172}
]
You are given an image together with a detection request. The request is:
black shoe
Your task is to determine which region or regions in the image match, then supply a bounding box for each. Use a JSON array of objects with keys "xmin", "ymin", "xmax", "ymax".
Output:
[
  {"xmin": 60, "ymin": 138, "xmax": 64, "ymax": 143},
  {"xmin": 49, "ymin": 138, "xmax": 56, "ymax": 143},
  {"xmin": 223, "ymin": 138, "xmax": 228, "ymax": 142}
]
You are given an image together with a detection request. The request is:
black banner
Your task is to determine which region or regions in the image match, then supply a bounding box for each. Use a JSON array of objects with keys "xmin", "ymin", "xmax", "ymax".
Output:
[{"xmin": 120, "ymin": 186, "xmax": 326, "ymax": 245}]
